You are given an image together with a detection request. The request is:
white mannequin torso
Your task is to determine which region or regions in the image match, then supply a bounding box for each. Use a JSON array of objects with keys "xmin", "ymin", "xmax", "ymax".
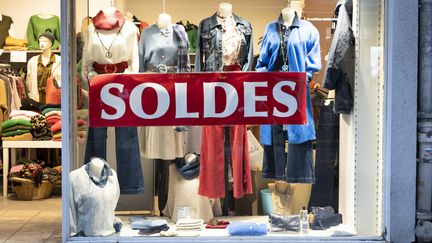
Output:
[
  {"xmin": 185, "ymin": 153, "xmax": 198, "ymax": 164},
  {"xmin": 157, "ymin": 13, "xmax": 172, "ymax": 30},
  {"xmin": 281, "ymin": 7, "xmax": 296, "ymax": 26},
  {"xmin": 89, "ymin": 157, "xmax": 105, "ymax": 179},
  {"xmin": 218, "ymin": 2, "xmax": 233, "ymax": 18},
  {"xmin": 38, "ymin": 12, "xmax": 54, "ymax": 19}
]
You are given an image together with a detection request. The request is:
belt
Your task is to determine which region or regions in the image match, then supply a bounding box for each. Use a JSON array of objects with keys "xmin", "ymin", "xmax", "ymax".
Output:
[
  {"xmin": 93, "ymin": 61, "xmax": 128, "ymax": 74},
  {"xmin": 223, "ymin": 64, "xmax": 241, "ymax": 71},
  {"xmin": 147, "ymin": 64, "xmax": 178, "ymax": 73}
]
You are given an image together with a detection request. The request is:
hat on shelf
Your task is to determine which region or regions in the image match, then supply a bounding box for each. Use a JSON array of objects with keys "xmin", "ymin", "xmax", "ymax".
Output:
[{"xmin": 38, "ymin": 29, "xmax": 55, "ymax": 44}]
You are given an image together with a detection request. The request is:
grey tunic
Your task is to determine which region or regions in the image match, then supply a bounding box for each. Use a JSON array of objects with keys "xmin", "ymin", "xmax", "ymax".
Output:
[
  {"xmin": 139, "ymin": 24, "xmax": 179, "ymax": 72},
  {"xmin": 138, "ymin": 24, "xmax": 185, "ymax": 160}
]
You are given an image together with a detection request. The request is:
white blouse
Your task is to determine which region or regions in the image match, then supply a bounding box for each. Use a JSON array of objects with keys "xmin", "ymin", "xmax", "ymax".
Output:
[{"xmin": 82, "ymin": 20, "xmax": 139, "ymax": 80}]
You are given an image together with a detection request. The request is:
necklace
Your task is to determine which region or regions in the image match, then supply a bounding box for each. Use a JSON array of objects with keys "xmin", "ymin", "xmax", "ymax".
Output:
[
  {"xmin": 278, "ymin": 24, "xmax": 289, "ymax": 72},
  {"xmin": 95, "ymin": 23, "xmax": 124, "ymax": 59}
]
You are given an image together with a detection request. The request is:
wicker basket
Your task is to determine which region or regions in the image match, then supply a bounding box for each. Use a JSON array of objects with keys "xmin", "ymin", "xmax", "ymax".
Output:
[{"xmin": 9, "ymin": 177, "xmax": 54, "ymax": 200}]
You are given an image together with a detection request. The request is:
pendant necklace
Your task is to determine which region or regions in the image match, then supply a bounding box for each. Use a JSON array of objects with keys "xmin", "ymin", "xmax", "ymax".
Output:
[
  {"xmin": 95, "ymin": 23, "xmax": 124, "ymax": 59},
  {"xmin": 279, "ymin": 24, "xmax": 289, "ymax": 72}
]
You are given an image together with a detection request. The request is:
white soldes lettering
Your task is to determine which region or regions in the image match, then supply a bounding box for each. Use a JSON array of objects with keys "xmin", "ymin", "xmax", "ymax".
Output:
[
  {"xmin": 100, "ymin": 83, "xmax": 126, "ymax": 120},
  {"xmin": 273, "ymin": 81, "xmax": 298, "ymax": 117},
  {"xmin": 203, "ymin": 82, "xmax": 238, "ymax": 118},
  {"xmin": 175, "ymin": 83, "xmax": 199, "ymax": 118},
  {"xmin": 244, "ymin": 82, "xmax": 268, "ymax": 117},
  {"xmin": 130, "ymin": 83, "xmax": 170, "ymax": 119}
]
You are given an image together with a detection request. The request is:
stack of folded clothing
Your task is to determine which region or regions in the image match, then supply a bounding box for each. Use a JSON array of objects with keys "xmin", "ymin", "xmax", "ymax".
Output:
[
  {"xmin": 3, "ymin": 36, "xmax": 28, "ymax": 51},
  {"xmin": 128, "ymin": 216, "xmax": 170, "ymax": 235},
  {"xmin": 20, "ymin": 98, "xmax": 44, "ymax": 113},
  {"xmin": 41, "ymin": 104, "xmax": 61, "ymax": 127},
  {"xmin": 51, "ymin": 120, "xmax": 61, "ymax": 141},
  {"xmin": 9, "ymin": 109, "xmax": 40, "ymax": 122},
  {"xmin": 1, "ymin": 119, "xmax": 32, "ymax": 141},
  {"xmin": 176, "ymin": 218, "xmax": 204, "ymax": 231},
  {"xmin": 30, "ymin": 114, "xmax": 52, "ymax": 141},
  {"xmin": 77, "ymin": 109, "xmax": 88, "ymax": 143}
]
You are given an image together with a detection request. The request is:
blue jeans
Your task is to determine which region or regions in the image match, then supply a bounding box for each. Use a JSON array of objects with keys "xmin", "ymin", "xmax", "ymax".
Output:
[
  {"xmin": 84, "ymin": 127, "xmax": 144, "ymax": 194},
  {"xmin": 309, "ymin": 100, "xmax": 339, "ymax": 209},
  {"xmin": 262, "ymin": 125, "xmax": 315, "ymax": 183}
]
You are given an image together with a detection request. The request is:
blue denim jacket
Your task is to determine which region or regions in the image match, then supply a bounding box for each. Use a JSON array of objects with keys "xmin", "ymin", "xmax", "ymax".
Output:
[
  {"xmin": 195, "ymin": 13, "xmax": 254, "ymax": 71},
  {"xmin": 256, "ymin": 14, "xmax": 321, "ymax": 144}
]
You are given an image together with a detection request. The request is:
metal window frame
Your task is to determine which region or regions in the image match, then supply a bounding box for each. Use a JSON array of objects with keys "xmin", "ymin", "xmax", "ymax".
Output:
[{"xmin": 59, "ymin": 0, "xmax": 418, "ymax": 242}]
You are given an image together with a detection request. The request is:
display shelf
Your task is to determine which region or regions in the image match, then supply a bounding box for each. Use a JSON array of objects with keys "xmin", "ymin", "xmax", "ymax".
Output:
[{"xmin": 1, "ymin": 140, "xmax": 62, "ymax": 198}]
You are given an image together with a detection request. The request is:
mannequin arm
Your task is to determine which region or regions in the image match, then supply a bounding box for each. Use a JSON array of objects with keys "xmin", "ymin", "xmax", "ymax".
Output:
[
  {"xmin": 242, "ymin": 25, "xmax": 254, "ymax": 71},
  {"xmin": 255, "ymin": 24, "xmax": 272, "ymax": 72}
]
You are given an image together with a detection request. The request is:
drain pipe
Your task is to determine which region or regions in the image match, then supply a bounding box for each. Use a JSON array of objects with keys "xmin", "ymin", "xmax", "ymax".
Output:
[{"xmin": 416, "ymin": 0, "xmax": 432, "ymax": 242}]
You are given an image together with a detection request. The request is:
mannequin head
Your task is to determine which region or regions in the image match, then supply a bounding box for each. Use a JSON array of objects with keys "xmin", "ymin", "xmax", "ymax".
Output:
[
  {"xmin": 157, "ymin": 13, "xmax": 172, "ymax": 30},
  {"xmin": 38, "ymin": 29, "xmax": 54, "ymax": 51},
  {"xmin": 218, "ymin": 2, "xmax": 233, "ymax": 18}
]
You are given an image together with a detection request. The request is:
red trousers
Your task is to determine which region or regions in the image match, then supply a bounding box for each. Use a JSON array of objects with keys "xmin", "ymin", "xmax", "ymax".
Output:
[{"xmin": 198, "ymin": 125, "xmax": 252, "ymax": 198}]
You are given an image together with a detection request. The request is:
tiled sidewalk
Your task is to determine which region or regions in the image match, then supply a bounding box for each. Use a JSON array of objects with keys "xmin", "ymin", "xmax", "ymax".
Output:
[{"xmin": 0, "ymin": 196, "xmax": 61, "ymax": 242}]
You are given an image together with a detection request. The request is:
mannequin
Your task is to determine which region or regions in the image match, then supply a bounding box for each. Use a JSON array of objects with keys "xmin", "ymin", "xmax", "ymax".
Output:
[
  {"xmin": 27, "ymin": 13, "xmax": 61, "ymax": 50},
  {"xmin": 138, "ymin": 13, "xmax": 190, "ymax": 212},
  {"xmin": 256, "ymin": 8, "xmax": 322, "ymax": 216},
  {"xmin": 83, "ymin": 7, "xmax": 144, "ymax": 195},
  {"xmin": 156, "ymin": 13, "xmax": 172, "ymax": 30},
  {"xmin": 281, "ymin": 7, "xmax": 296, "ymax": 26},
  {"xmin": 70, "ymin": 157, "xmax": 120, "ymax": 236},
  {"xmin": 218, "ymin": 2, "xmax": 233, "ymax": 17},
  {"xmin": 163, "ymin": 153, "xmax": 222, "ymax": 223},
  {"xmin": 26, "ymin": 29, "xmax": 61, "ymax": 103},
  {"xmin": 89, "ymin": 157, "xmax": 104, "ymax": 179},
  {"xmin": 196, "ymin": 3, "xmax": 254, "ymax": 201},
  {"xmin": 38, "ymin": 12, "xmax": 54, "ymax": 19}
]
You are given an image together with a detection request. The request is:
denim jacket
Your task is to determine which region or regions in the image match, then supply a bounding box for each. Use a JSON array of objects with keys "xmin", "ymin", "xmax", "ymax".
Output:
[
  {"xmin": 256, "ymin": 14, "xmax": 321, "ymax": 144},
  {"xmin": 195, "ymin": 13, "xmax": 253, "ymax": 71}
]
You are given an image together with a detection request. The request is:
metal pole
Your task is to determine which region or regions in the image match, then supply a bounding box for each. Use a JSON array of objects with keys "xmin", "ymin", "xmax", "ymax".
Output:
[{"xmin": 61, "ymin": 0, "xmax": 77, "ymax": 241}]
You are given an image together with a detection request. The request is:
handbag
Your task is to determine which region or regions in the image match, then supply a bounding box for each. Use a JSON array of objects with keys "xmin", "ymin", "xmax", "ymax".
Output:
[
  {"xmin": 247, "ymin": 130, "xmax": 264, "ymax": 171},
  {"xmin": 45, "ymin": 76, "xmax": 61, "ymax": 104},
  {"xmin": 310, "ymin": 206, "xmax": 343, "ymax": 230}
]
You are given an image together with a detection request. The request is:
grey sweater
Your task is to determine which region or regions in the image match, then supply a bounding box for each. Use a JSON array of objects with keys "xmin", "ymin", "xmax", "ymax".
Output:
[{"xmin": 69, "ymin": 164, "xmax": 120, "ymax": 236}]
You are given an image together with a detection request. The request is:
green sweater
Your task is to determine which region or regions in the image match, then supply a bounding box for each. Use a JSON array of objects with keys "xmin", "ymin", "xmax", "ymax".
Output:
[
  {"xmin": 27, "ymin": 15, "xmax": 61, "ymax": 50},
  {"xmin": 1, "ymin": 119, "xmax": 32, "ymax": 130}
]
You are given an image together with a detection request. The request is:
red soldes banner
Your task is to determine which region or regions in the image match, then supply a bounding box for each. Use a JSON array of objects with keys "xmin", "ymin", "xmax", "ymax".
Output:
[{"xmin": 89, "ymin": 72, "xmax": 307, "ymax": 127}]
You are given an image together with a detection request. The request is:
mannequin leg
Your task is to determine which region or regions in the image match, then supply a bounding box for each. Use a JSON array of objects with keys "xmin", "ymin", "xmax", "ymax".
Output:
[{"xmin": 155, "ymin": 159, "xmax": 171, "ymax": 215}]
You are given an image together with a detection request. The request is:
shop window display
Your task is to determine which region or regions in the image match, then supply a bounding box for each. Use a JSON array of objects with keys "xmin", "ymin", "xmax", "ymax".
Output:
[{"xmin": 0, "ymin": 0, "xmax": 386, "ymax": 241}]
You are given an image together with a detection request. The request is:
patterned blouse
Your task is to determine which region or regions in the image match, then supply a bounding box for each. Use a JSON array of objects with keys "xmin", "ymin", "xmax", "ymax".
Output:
[{"xmin": 217, "ymin": 15, "xmax": 241, "ymax": 66}]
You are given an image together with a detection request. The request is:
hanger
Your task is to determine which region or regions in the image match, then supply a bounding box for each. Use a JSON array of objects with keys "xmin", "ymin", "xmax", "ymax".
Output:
[{"xmin": 162, "ymin": 0, "xmax": 166, "ymax": 13}]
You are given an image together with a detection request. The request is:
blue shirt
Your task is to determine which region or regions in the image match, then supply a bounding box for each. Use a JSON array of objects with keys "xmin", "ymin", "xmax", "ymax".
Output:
[{"xmin": 256, "ymin": 14, "xmax": 321, "ymax": 144}]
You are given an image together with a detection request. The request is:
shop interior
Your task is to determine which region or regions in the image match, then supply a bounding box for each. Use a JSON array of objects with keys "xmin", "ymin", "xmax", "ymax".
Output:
[{"xmin": 0, "ymin": 0, "xmax": 384, "ymax": 239}]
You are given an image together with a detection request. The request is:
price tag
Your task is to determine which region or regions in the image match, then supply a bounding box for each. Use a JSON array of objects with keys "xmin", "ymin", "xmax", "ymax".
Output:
[{"xmin": 10, "ymin": 51, "xmax": 27, "ymax": 63}]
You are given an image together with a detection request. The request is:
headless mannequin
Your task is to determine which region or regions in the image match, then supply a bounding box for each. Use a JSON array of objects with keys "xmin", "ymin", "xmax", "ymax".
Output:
[
  {"xmin": 269, "ymin": 7, "xmax": 312, "ymax": 216},
  {"xmin": 89, "ymin": 157, "xmax": 105, "ymax": 179},
  {"xmin": 218, "ymin": 2, "xmax": 233, "ymax": 17},
  {"xmin": 38, "ymin": 11, "xmax": 54, "ymax": 19},
  {"xmin": 281, "ymin": 7, "xmax": 296, "ymax": 26},
  {"xmin": 156, "ymin": 13, "xmax": 172, "ymax": 30}
]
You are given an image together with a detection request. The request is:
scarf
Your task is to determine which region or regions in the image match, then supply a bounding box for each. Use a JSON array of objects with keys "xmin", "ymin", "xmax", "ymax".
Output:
[
  {"xmin": 173, "ymin": 24, "xmax": 190, "ymax": 73},
  {"xmin": 93, "ymin": 10, "xmax": 125, "ymax": 30},
  {"xmin": 37, "ymin": 53, "xmax": 56, "ymax": 103},
  {"xmin": 84, "ymin": 158, "xmax": 113, "ymax": 187}
]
